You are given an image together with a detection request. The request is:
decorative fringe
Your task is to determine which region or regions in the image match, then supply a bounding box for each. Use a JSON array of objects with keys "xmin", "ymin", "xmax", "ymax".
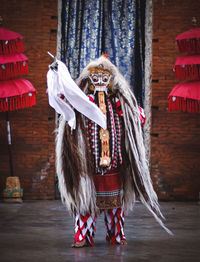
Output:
[
  {"xmin": 169, "ymin": 96, "xmax": 200, "ymax": 113},
  {"xmin": 0, "ymin": 39, "xmax": 24, "ymax": 55},
  {"xmin": 56, "ymin": 115, "xmax": 97, "ymax": 216},
  {"xmin": 0, "ymin": 92, "xmax": 36, "ymax": 112},
  {"xmin": 0, "ymin": 61, "xmax": 28, "ymax": 80},
  {"xmin": 174, "ymin": 64, "xmax": 200, "ymax": 80},
  {"xmin": 119, "ymin": 93, "xmax": 173, "ymax": 235},
  {"xmin": 177, "ymin": 39, "xmax": 200, "ymax": 54}
]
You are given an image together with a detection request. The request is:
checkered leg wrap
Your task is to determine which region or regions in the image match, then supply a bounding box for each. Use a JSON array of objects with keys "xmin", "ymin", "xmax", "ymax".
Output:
[
  {"xmin": 74, "ymin": 213, "xmax": 96, "ymax": 246},
  {"xmin": 104, "ymin": 208, "xmax": 126, "ymax": 244}
]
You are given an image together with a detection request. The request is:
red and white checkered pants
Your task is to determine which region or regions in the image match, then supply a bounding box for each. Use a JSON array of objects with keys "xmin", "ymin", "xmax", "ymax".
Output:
[{"xmin": 74, "ymin": 207, "xmax": 125, "ymax": 246}]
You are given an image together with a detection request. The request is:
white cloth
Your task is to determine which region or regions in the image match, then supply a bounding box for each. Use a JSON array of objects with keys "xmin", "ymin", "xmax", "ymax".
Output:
[{"xmin": 47, "ymin": 60, "xmax": 106, "ymax": 130}]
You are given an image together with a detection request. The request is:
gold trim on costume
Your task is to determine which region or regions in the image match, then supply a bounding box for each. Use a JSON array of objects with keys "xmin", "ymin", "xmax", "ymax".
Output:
[{"xmin": 98, "ymin": 91, "xmax": 111, "ymax": 167}]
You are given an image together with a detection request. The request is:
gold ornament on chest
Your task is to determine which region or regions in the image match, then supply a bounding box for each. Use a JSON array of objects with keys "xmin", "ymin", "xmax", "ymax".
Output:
[
  {"xmin": 99, "ymin": 129, "xmax": 111, "ymax": 167},
  {"xmin": 89, "ymin": 66, "xmax": 113, "ymax": 168}
]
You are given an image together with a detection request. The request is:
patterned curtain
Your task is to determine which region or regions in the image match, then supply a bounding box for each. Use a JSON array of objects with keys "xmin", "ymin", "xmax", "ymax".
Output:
[{"xmin": 60, "ymin": 0, "xmax": 146, "ymax": 106}]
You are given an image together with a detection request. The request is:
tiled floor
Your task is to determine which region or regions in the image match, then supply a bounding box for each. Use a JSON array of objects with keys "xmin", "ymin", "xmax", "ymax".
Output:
[{"xmin": 0, "ymin": 200, "xmax": 199, "ymax": 262}]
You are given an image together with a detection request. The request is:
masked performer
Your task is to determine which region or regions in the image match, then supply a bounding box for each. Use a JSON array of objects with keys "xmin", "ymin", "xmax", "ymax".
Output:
[{"xmin": 49, "ymin": 55, "xmax": 171, "ymax": 248}]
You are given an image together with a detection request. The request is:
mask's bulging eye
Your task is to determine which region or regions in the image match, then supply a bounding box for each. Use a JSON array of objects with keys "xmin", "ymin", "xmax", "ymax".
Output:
[
  {"xmin": 92, "ymin": 75, "xmax": 98, "ymax": 82},
  {"xmin": 103, "ymin": 75, "xmax": 109, "ymax": 82}
]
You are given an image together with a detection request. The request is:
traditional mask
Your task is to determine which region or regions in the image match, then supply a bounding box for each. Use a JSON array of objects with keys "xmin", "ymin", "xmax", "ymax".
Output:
[{"xmin": 88, "ymin": 66, "xmax": 113, "ymax": 95}]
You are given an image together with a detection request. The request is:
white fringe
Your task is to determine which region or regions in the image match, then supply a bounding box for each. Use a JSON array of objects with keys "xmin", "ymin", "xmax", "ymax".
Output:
[
  {"xmin": 55, "ymin": 116, "xmax": 97, "ymax": 215},
  {"xmin": 119, "ymin": 93, "xmax": 173, "ymax": 235}
]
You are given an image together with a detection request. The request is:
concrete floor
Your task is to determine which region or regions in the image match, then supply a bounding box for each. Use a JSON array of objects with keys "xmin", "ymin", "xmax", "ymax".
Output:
[{"xmin": 0, "ymin": 200, "xmax": 199, "ymax": 262}]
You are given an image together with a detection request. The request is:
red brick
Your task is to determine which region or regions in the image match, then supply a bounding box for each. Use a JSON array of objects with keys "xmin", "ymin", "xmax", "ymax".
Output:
[
  {"xmin": 151, "ymin": 0, "xmax": 200, "ymax": 200},
  {"xmin": 0, "ymin": 0, "xmax": 57, "ymax": 199}
]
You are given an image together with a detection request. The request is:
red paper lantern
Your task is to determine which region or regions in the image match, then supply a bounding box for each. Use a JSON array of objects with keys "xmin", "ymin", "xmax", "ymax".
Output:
[
  {"xmin": 0, "ymin": 53, "xmax": 29, "ymax": 80},
  {"xmin": 168, "ymin": 81, "xmax": 200, "ymax": 113},
  {"xmin": 0, "ymin": 79, "xmax": 36, "ymax": 112},
  {"xmin": 174, "ymin": 55, "xmax": 200, "ymax": 80},
  {"xmin": 0, "ymin": 26, "xmax": 37, "ymax": 179},
  {"xmin": 176, "ymin": 28, "xmax": 200, "ymax": 54},
  {"xmin": 0, "ymin": 26, "xmax": 36, "ymax": 111},
  {"xmin": 0, "ymin": 27, "xmax": 24, "ymax": 55},
  {"xmin": 169, "ymin": 28, "xmax": 200, "ymax": 113}
]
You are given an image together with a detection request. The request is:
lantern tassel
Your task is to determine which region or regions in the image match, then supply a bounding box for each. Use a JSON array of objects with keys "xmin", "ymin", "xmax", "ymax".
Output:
[
  {"xmin": 174, "ymin": 64, "xmax": 200, "ymax": 80},
  {"xmin": 0, "ymin": 93, "xmax": 36, "ymax": 112},
  {"xmin": 169, "ymin": 97, "xmax": 200, "ymax": 113},
  {"xmin": 177, "ymin": 39, "xmax": 200, "ymax": 54},
  {"xmin": 0, "ymin": 39, "xmax": 24, "ymax": 55},
  {"xmin": 0, "ymin": 61, "xmax": 28, "ymax": 80}
]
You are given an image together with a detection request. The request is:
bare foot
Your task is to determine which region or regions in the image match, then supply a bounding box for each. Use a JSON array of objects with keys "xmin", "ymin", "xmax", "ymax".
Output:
[
  {"xmin": 120, "ymin": 239, "xmax": 127, "ymax": 245},
  {"xmin": 71, "ymin": 239, "xmax": 88, "ymax": 248},
  {"xmin": 106, "ymin": 238, "xmax": 127, "ymax": 245}
]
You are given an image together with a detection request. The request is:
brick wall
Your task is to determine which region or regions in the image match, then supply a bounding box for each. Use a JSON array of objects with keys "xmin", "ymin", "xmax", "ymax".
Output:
[
  {"xmin": 151, "ymin": 0, "xmax": 200, "ymax": 200},
  {"xmin": 0, "ymin": 0, "xmax": 58, "ymax": 199},
  {"xmin": 0, "ymin": 0, "xmax": 199, "ymax": 201}
]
